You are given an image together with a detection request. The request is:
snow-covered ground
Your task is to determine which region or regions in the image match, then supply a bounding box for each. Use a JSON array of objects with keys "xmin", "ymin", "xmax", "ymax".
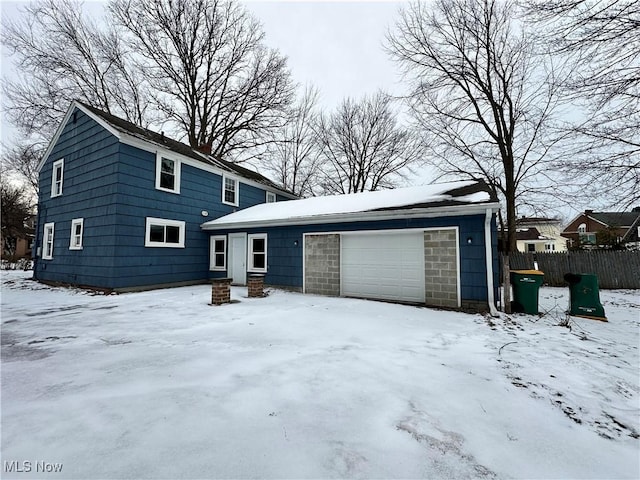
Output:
[{"xmin": 1, "ymin": 270, "xmax": 638, "ymax": 479}]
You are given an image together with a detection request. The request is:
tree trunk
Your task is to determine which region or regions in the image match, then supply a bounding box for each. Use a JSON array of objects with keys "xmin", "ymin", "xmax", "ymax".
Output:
[{"xmin": 502, "ymin": 253, "xmax": 511, "ymax": 314}]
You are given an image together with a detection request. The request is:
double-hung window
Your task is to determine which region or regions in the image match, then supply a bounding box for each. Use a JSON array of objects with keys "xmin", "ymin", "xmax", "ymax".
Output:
[
  {"xmin": 43, "ymin": 222, "xmax": 55, "ymax": 259},
  {"xmin": 223, "ymin": 176, "xmax": 238, "ymax": 206},
  {"xmin": 69, "ymin": 218, "xmax": 84, "ymax": 250},
  {"xmin": 145, "ymin": 217, "xmax": 185, "ymax": 248},
  {"xmin": 156, "ymin": 153, "xmax": 180, "ymax": 193},
  {"xmin": 248, "ymin": 233, "xmax": 267, "ymax": 272},
  {"xmin": 51, "ymin": 159, "xmax": 64, "ymax": 197},
  {"xmin": 210, "ymin": 236, "xmax": 227, "ymax": 271}
]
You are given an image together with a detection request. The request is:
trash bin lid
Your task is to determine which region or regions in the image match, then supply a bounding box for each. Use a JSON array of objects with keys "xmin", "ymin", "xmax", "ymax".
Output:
[{"xmin": 510, "ymin": 270, "xmax": 544, "ymax": 275}]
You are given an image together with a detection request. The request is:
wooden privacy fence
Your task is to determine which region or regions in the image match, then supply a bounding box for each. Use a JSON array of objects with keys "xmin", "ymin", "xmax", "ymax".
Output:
[{"xmin": 508, "ymin": 251, "xmax": 640, "ymax": 289}]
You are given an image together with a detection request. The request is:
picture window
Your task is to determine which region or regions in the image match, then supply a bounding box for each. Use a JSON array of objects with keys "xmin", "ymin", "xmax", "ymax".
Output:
[{"xmin": 145, "ymin": 217, "xmax": 185, "ymax": 248}]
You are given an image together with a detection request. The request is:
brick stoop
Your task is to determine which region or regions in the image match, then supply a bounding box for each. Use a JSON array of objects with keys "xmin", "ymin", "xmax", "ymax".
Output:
[
  {"xmin": 247, "ymin": 274, "xmax": 265, "ymax": 298},
  {"xmin": 211, "ymin": 278, "xmax": 232, "ymax": 305}
]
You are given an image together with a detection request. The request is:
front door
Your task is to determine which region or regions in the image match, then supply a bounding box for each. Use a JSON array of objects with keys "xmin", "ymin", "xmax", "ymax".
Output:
[{"xmin": 228, "ymin": 233, "xmax": 247, "ymax": 285}]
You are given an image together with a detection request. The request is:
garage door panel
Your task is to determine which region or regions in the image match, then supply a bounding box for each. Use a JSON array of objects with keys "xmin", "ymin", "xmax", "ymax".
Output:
[{"xmin": 341, "ymin": 232, "xmax": 425, "ymax": 303}]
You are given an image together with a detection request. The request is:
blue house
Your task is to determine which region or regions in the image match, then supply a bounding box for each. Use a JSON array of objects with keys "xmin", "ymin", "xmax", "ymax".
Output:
[
  {"xmin": 202, "ymin": 182, "xmax": 501, "ymax": 313},
  {"xmin": 35, "ymin": 101, "xmax": 500, "ymax": 313},
  {"xmin": 34, "ymin": 101, "xmax": 295, "ymax": 291}
]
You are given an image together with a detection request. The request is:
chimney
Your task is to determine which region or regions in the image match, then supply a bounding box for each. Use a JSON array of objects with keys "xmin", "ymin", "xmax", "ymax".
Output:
[
  {"xmin": 585, "ymin": 209, "xmax": 593, "ymax": 215},
  {"xmin": 197, "ymin": 142, "xmax": 212, "ymax": 155}
]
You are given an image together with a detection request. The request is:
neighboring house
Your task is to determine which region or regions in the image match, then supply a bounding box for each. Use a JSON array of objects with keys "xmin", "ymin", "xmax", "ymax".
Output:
[
  {"xmin": 34, "ymin": 101, "xmax": 295, "ymax": 290},
  {"xmin": 562, "ymin": 209, "xmax": 640, "ymax": 250},
  {"xmin": 203, "ymin": 181, "xmax": 501, "ymax": 313},
  {"xmin": 1, "ymin": 214, "xmax": 36, "ymax": 260},
  {"xmin": 515, "ymin": 217, "xmax": 567, "ymax": 253}
]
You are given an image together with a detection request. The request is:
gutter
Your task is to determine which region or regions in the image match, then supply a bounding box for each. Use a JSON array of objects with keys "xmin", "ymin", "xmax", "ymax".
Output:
[{"xmin": 484, "ymin": 207, "xmax": 499, "ymax": 317}]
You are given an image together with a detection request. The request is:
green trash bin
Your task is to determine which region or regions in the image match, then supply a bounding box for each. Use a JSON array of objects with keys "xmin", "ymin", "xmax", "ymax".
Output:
[
  {"xmin": 563, "ymin": 273, "xmax": 607, "ymax": 321},
  {"xmin": 510, "ymin": 270, "xmax": 544, "ymax": 314}
]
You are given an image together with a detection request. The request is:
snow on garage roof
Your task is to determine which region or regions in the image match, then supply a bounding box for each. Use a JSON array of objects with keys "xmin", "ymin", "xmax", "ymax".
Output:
[{"xmin": 202, "ymin": 180, "xmax": 499, "ymax": 230}]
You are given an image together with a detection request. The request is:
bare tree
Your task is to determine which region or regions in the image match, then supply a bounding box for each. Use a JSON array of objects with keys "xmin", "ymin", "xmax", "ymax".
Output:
[
  {"xmin": 315, "ymin": 91, "xmax": 424, "ymax": 195},
  {"xmin": 387, "ymin": 0, "xmax": 565, "ymax": 252},
  {"xmin": 0, "ymin": 143, "xmax": 41, "ymax": 197},
  {"xmin": 110, "ymin": 0, "xmax": 294, "ymax": 160},
  {"xmin": 1, "ymin": 0, "xmax": 150, "ymax": 143},
  {"xmin": 256, "ymin": 85, "xmax": 322, "ymax": 197},
  {"xmin": 524, "ymin": 0, "xmax": 640, "ymax": 208}
]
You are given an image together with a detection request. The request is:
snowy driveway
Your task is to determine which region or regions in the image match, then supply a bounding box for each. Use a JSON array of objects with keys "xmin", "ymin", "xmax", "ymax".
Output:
[{"xmin": 1, "ymin": 271, "xmax": 638, "ymax": 479}]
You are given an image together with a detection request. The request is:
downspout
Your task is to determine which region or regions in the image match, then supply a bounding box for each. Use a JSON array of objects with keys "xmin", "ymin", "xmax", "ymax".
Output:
[{"xmin": 484, "ymin": 207, "xmax": 499, "ymax": 316}]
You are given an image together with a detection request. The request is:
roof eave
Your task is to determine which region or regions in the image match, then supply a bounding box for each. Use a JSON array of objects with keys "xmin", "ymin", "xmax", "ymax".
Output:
[{"xmin": 201, "ymin": 201, "xmax": 501, "ymax": 231}]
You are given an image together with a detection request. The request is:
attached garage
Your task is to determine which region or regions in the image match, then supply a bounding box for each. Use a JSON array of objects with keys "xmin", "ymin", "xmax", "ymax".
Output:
[{"xmin": 203, "ymin": 180, "xmax": 500, "ymax": 314}]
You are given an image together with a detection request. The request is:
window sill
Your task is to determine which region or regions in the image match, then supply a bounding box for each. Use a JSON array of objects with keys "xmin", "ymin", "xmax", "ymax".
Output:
[
  {"xmin": 144, "ymin": 243, "xmax": 185, "ymax": 248},
  {"xmin": 155, "ymin": 186, "xmax": 181, "ymax": 195}
]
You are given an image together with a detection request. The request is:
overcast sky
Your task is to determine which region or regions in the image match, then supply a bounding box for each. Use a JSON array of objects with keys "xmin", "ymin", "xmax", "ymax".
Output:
[{"xmin": 245, "ymin": 1, "xmax": 406, "ymax": 107}]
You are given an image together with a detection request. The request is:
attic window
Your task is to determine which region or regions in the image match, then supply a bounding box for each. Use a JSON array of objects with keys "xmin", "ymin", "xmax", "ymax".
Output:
[
  {"xmin": 51, "ymin": 159, "xmax": 64, "ymax": 197},
  {"xmin": 155, "ymin": 153, "xmax": 180, "ymax": 194},
  {"xmin": 577, "ymin": 223, "xmax": 586, "ymax": 233}
]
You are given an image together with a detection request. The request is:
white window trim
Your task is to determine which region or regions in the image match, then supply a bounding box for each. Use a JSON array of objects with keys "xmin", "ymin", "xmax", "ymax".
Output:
[
  {"xmin": 43, "ymin": 222, "xmax": 55, "ymax": 260},
  {"xmin": 266, "ymin": 191, "xmax": 276, "ymax": 203},
  {"xmin": 145, "ymin": 217, "xmax": 186, "ymax": 248},
  {"xmin": 155, "ymin": 153, "xmax": 181, "ymax": 194},
  {"xmin": 69, "ymin": 218, "xmax": 84, "ymax": 250},
  {"xmin": 222, "ymin": 175, "xmax": 239, "ymax": 206},
  {"xmin": 247, "ymin": 233, "xmax": 267, "ymax": 273},
  {"xmin": 51, "ymin": 159, "xmax": 64, "ymax": 197},
  {"xmin": 209, "ymin": 235, "xmax": 227, "ymax": 271},
  {"xmin": 577, "ymin": 223, "xmax": 587, "ymax": 233}
]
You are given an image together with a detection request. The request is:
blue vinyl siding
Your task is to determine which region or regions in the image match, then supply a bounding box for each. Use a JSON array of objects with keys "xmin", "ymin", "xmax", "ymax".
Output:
[
  {"xmin": 35, "ymin": 109, "xmax": 120, "ymax": 288},
  {"xmin": 211, "ymin": 213, "xmax": 498, "ymax": 303},
  {"xmin": 35, "ymin": 107, "xmax": 279, "ymax": 290},
  {"xmin": 110, "ymin": 146, "xmax": 274, "ymax": 289}
]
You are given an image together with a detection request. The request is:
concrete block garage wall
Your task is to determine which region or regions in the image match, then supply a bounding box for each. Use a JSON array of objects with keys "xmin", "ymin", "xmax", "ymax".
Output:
[
  {"xmin": 304, "ymin": 234, "xmax": 340, "ymax": 296},
  {"xmin": 424, "ymin": 229, "xmax": 459, "ymax": 308}
]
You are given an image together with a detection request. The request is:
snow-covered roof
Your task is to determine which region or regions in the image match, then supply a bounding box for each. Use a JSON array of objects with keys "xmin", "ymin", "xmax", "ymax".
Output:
[{"xmin": 202, "ymin": 180, "xmax": 499, "ymax": 230}]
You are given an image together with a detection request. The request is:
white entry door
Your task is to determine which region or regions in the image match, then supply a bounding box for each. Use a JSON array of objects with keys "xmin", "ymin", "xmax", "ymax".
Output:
[
  {"xmin": 228, "ymin": 233, "xmax": 247, "ymax": 285},
  {"xmin": 341, "ymin": 232, "xmax": 425, "ymax": 303}
]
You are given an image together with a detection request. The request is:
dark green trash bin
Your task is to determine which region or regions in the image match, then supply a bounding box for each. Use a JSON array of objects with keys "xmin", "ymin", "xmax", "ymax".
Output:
[
  {"xmin": 563, "ymin": 273, "xmax": 607, "ymax": 321},
  {"xmin": 510, "ymin": 270, "xmax": 544, "ymax": 314}
]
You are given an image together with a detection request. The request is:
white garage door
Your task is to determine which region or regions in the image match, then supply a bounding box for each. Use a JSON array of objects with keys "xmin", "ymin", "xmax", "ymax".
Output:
[{"xmin": 341, "ymin": 232, "xmax": 425, "ymax": 303}]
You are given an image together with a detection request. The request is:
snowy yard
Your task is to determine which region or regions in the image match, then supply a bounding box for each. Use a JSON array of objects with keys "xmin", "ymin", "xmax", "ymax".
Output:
[{"xmin": 1, "ymin": 271, "xmax": 638, "ymax": 479}]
